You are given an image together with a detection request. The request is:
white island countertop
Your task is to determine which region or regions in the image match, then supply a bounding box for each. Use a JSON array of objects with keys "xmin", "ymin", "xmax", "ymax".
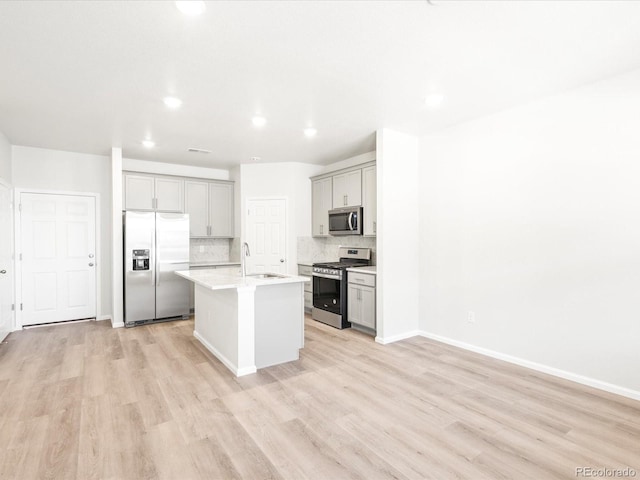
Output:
[
  {"xmin": 189, "ymin": 261, "xmax": 241, "ymax": 268},
  {"xmin": 176, "ymin": 267, "xmax": 310, "ymax": 291}
]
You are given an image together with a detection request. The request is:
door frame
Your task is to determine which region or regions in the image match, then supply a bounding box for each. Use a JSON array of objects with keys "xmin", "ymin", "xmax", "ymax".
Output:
[
  {"xmin": 14, "ymin": 188, "xmax": 101, "ymax": 329},
  {"xmin": 0, "ymin": 178, "xmax": 15, "ymax": 335},
  {"xmin": 244, "ymin": 197, "xmax": 289, "ymax": 273}
]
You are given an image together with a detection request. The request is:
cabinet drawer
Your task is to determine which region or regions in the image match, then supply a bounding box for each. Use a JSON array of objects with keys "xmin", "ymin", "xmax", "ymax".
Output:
[{"xmin": 348, "ymin": 271, "xmax": 376, "ymax": 288}]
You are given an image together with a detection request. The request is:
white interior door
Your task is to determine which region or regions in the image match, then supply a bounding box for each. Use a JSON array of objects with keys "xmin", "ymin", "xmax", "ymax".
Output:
[
  {"xmin": 20, "ymin": 193, "xmax": 96, "ymax": 326},
  {"xmin": 0, "ymin": 182, "xmax": 13, "ymax": 341},
  {"xmin": 246, "ymin": 199, "xmax": 287, "ymax": 274}
]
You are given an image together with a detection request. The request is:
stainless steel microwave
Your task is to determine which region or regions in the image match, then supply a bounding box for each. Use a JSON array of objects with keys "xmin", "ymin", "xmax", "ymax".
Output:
[{"xmin": 328, "ymin": 206, "xmax": 363, "ymax": 235}]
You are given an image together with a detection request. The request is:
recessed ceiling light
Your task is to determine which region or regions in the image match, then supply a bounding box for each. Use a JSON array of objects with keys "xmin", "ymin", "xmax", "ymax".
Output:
[
  {"xmin": 304, "ymin": 127, "xmax": 317, "ymax": 137},
  {"xmin": 251, "ymin": 156, "xmax": 261, "ymax": 162},
  {"xmin": 252, "ymin": 116, "xmax": 266, "ymax": 127},
  {"xmin": 163, "ymin": 96, "xmax": 183, "ymax": 109},
  {"xmin": 424, "ymin": 93, "xmax": 445, "ymax": 108},
  {"xmin": 175, "ymin": 1, "xmax": 206, "ymax": 16},
  {"xmin": 142, "ymin": 139, "xmax": 155, "ymax": 148}
]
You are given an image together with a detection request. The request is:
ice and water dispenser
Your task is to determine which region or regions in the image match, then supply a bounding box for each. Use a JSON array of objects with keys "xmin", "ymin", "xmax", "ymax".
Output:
[{"xmin": 132, "ymin": 249, "xmax": 150, "ymax": 271}]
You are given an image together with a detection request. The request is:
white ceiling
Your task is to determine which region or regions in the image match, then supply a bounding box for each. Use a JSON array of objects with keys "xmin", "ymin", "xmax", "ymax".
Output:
[{"xmin": 1, "ymin": 1, "xmax": 640, "ymax": 168}]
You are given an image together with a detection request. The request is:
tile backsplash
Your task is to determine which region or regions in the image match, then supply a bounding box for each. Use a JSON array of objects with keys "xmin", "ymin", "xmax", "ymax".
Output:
[
  {"xmin": 297, "ymin": 236, "xmax": 376, "ymax": 265},
  {"xmin": 189, "ymin": 238, "xmax": 232, "ymax": 263}
]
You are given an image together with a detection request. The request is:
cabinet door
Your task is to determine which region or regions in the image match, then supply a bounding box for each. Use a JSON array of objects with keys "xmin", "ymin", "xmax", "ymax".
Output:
[
  {"xmin": 333, "ymin": 170, "xmax": 362, "ymax": 208},
  {"xmin": 184, "ymin": 180, "xmax": 209, "ymax": 237},
  {"xmin": 155, "ymin": 177, "xmax": 184, "ymax": 212},
  {"xmin": 312, "ymin": 178, "xmax": 332, "ymax": 237},
  {"xmin": 347, "ymin": 284, "xmax": 361, "ymax": 325},
  {"xmin": 209, "ymin": 182, "xmax": 233, "ymax": 237},
  {"xmin": 124, "ymin": 174, "xmax": 154, "ymax": 210},
  {"xmin": 362, "ymin": 165, "xmax": 377, "ymax": 236},
  {"xmin": 359, "ymin": 285, "xmax": 376, "ymax": 330}
]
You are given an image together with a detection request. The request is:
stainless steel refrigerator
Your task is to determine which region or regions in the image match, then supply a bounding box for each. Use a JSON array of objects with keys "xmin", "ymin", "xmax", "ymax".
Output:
[{"xmin": 124, "ymin": 211, "xmax": 190, "ymax": 327}]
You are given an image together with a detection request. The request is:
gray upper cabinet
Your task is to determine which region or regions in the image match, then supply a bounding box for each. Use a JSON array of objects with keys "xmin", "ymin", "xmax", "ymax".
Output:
[
  {"xmin": 312, "ymin": 177, "xmax": 332, "ymax": 237},
  {"xmin": 208, "ymin": 182, "xmax": 234, "ymax": 237},
  {"xmin": 184, "ymin": 179, "xmax": 234, "ymax": 238},
  {"xmin": 123, "ymin": 173, "xmax": 183, "ymax": 212},
  {"xmin": 332, "ymin": 170, "xmax": 362, "ymax": 208},
  {"xmin": 362, "ymin": 165, "xmax": 377, "ymax": 236},
  {"xmin": 184, "ymin": 180, "xmax": 209, "ymax": 236},
  {"xmin": 155, "ymin": 177, "xmax": 184, "ymax": 212}
]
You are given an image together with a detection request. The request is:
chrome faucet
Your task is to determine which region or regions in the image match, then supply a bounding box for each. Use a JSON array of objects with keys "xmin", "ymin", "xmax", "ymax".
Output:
[{"xmin": 241, "ymin": 242, "xmax": 250, "ymax": 277}]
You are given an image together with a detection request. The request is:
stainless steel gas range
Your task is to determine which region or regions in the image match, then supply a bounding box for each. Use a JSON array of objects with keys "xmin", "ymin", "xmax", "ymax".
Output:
[{"xmin": 312, "ymin": 247, "xmax": 371, "ymax": 329}]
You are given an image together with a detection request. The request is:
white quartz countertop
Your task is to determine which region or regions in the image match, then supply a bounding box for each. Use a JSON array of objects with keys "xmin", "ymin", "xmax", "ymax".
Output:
[
  {"xmin": 176, "ymin": 267, "xmax": 310, "ymax": 291},
  {"xmin": 346, "ymin": 265, "xmax": 377, "ymax": 274},
  {"xmin": 189, "ymin": 261, "xmax": 241, "ymax": 268}
]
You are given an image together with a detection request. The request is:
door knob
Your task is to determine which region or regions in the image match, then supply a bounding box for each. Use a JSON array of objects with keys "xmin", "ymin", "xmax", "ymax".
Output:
[
  {"xmin": 89, "ymin": 254, "xmax": 94, "ymax": 258},
  {"xmin": 88, "ymin": 263, "xmax": 94, "ymax": 267},
  {"xmin": 280, "ymin": 259, "xmax": 285, "ymax": 263},
  {"xmin": 0, "ymin": 270, "xmax": 6, "ymax": 274}
]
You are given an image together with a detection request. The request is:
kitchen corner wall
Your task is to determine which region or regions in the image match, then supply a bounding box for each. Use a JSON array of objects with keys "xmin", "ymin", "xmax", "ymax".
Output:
[
  {"xmin": 419, "ymin": 68, "xmax": 640, "ymax": 396},
  {"xmin": 376, "ymin": 129, "xmax": 421, "ymax": 343},
  {"xmin": 12, "ymin": 145, "xmax": 113, "ymax": 319}
]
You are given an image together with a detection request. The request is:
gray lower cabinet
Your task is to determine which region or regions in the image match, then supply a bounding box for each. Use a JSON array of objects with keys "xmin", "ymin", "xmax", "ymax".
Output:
[
  {"xmin": 298, "ymin": 264, "xmax": 313, "ymax": 312},
  {"xmin": 347, "ymin": 271, "xmax": 376, "ymax": 331}
]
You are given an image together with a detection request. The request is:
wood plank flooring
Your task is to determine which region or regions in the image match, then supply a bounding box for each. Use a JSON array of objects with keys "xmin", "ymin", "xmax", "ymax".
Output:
[{"xmin": 0, "ymin": 316, "xmax": 638, "ymax": 479}]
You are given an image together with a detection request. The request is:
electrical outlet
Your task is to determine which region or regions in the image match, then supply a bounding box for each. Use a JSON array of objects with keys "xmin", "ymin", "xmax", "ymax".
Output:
[
  {"xmin": 467, "ymin": 311, "xmax": 476, "ymax": 324},
  {"xmin": 199, "ymin": 245, "xmax": 205, "ymax": 253}
]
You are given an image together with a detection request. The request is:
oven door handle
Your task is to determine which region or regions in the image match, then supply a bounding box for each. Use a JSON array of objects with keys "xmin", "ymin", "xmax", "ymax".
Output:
[
  {"xmin": 313, "ymin": 272, "xmax": 341, "ymax": 281},
  {"xmin": 348, "ymin": 212, "xmax": 355, "ymax": 231}
]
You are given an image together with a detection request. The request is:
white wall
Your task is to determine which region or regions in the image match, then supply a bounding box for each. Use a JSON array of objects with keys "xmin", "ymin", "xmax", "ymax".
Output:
[
  {"xmin": 111, "ymin": 148, "xmax": 123, "ymax": 327},
  {"xmin": 12, "ymin": 146, "xmax": 112, "ymax": 318},
  {"xmin": 376, "ymin": 128, "xmax": 420, "ymax": 343},
  {"xmin": 238, "ymin": 162, "xmax": 322, "ymax": 274},
  {"xmin": 419, "ymin": 68, "xmax": 640, "ymax": 396},
  {"xmin": 0, "ymin": 130, "xmax": 11, "ymax": 182}
]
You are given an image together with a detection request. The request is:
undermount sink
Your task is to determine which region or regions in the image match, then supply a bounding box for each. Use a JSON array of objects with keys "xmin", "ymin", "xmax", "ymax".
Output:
[{"xmin": 245, "ymin": 273, "xmax": 286, "ymax": 279}]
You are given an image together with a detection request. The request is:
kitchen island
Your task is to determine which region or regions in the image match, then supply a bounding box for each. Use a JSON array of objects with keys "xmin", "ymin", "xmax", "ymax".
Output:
[{"xmin": 175, "ymin": 267, "xmax": 310, "ymax": 376}]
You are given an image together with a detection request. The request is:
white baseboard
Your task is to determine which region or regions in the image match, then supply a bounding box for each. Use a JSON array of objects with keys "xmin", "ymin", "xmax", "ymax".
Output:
[
  {"xmin": 375, "ymin": 329, "xmax": 421, "ymax": 345},
  {"xmin": 419, "ymin": 330, "xmax": 640, "ymax": 402},
  {"xmin": 194, "ymin": 330, "xmax": 256, "ymax": 377},
  {"xmin": 111, "ymin": 321, "xmax": 125, "ymax": 329}
]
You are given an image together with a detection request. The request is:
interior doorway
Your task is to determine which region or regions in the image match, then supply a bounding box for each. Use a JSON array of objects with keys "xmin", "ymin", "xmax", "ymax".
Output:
[
  {"xmin": 245, "ymin": 198, "xmax": 287, "ymax": 274},
  {"xmin": 0, "ymin": 180, "xmax": 13, "ymax": 341},
  {"xmin": 18, "ymin": 192, "xmax": 97, "ymax": 326}
]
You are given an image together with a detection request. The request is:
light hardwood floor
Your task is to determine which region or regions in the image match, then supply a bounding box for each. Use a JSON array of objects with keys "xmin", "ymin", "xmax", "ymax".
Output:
[{"xmin": 0, "ymin": 315, "xmax": 638, "ymax": 479}]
